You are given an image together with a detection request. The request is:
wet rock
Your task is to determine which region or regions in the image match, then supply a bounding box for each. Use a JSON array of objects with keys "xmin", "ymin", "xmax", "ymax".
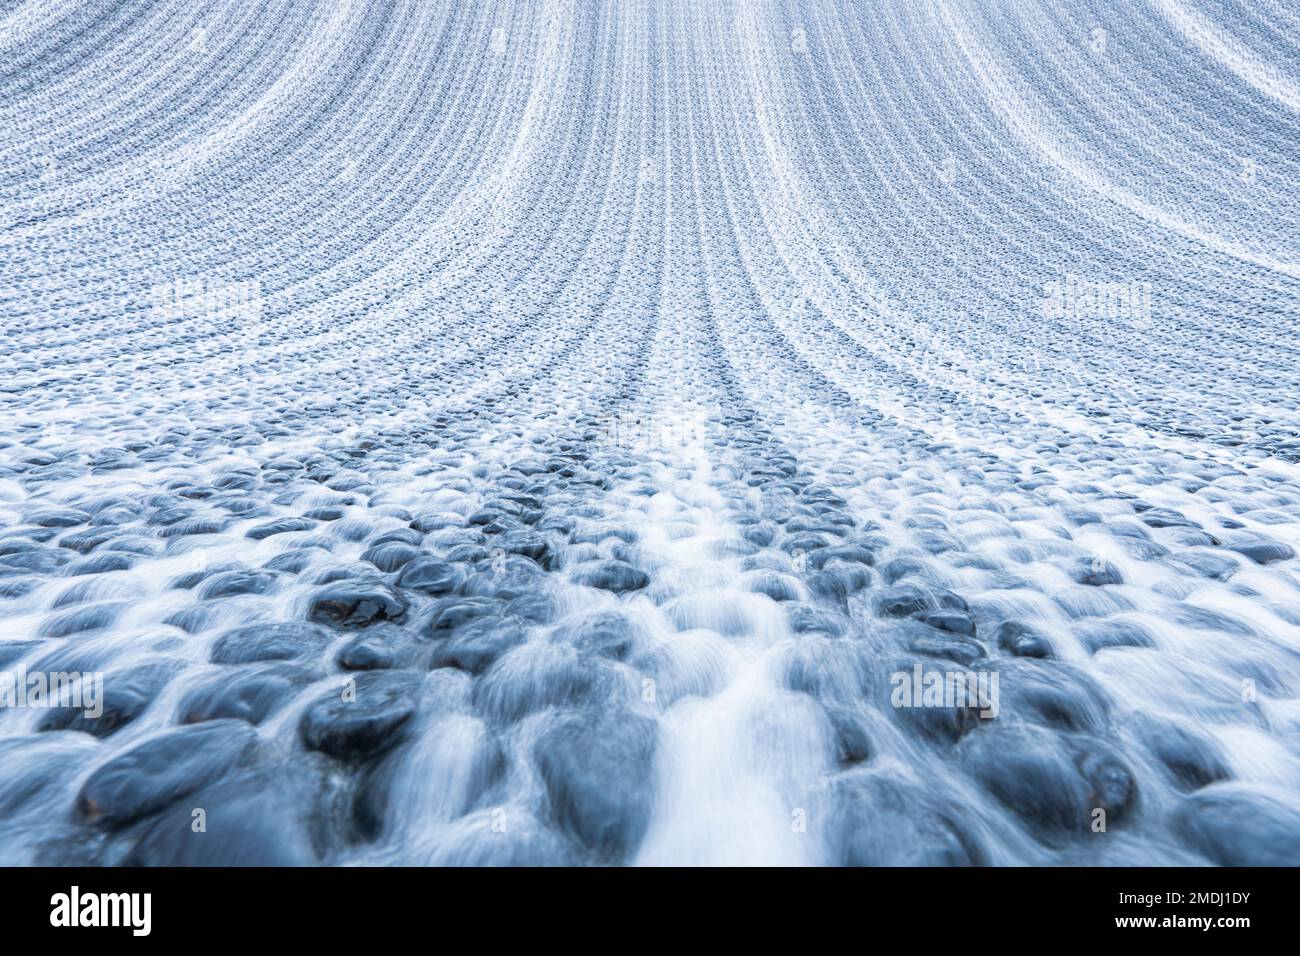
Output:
[
  {"xmin": 806, "ymin": 545, "xmax": 874, "ymax": 570},
  {"xmin": 0, "ymin": 537, "xmax": 46, "ymax": 558},
  {"xmin": 39, "ymin": 664, "xmax": 175, "ymax": 738},
  {"xmin": 308, "ymin": 581, "xmax": 408, "ymax": 628},
  {"xmin": 199, "ymin": 569, "xmax": 279, "ymax": 600},
  {"xmin": 263, "ymin": 551, "xmax": 315, "ymax": 574},
  {"xmin": 331, "ymin": 518, "xmax": 375, "ymax": 543},
  {"xmin": 361, "ymin": 542, "xmax": 421, "ymax": 573},
  {"xmin": 299, "ymin": 671, "xmax": 422, "ymax": 760},
  {"xmin": 572, "ymin": 560, "xmax": 649, "ymax": 594},
  {"xmin": 78, "ymin": 720, "xmax": 259, "ymax": 826},
  {"xmin": 994, "ymin": 621, "xmax": 1053, "ymax": 658},
  {"xmin": 554, "ymin": 610, "xmax": 638, "ymax": 661},
  {"xmin": 780, "ymin": 636, "xmax": 874, "ymax": 707},
  {"xmin": 0, "ymin": 641, "xmax": 39, "ymax": 667},
  {"xmin": 536, "ymin": 515, "xmax": 575, "ymax": 535},
  {"xmin": 160, "ymin": 518, "xmax": 228, "ymax": 538},
  {"xmin": 783, "ymin": 532, "xmax": 833, "ymax": 554},
  {"xmin": 1132, "ymin": 714, "xmax": 1230, "ymax": 790},
  {"xmin": 246, "ymin": 517, "xmax": 317, "ymax": 540},
  {"xmin": 468, "ymin": 508, "xmax": 506, "ymax": 527},
  {"xmin": 915, "ymin": 530, "xmax": 962, "ymax": 554},
  {"xmin": 0, "ymin": 578, "xmax": 38, "ymax": 599},
  {"xmin": 875, "ymin": 583, "xmax": 966, "ymax": 618},
  {"xmin": 1141, "ymin": 509, "xmax": 1199, "ymax": 529},
  {"xmin": 369, "ymin": 528, "xmax": 423, "ymax": 548},
  {"xmin": 826, "ymin": 770, "xmax": 987, "ymax": 865},
  {"xmin": 210, "ymin": 621, "xmax": 332, "ymax": 664},
  {"xmin": 164, "ymin": 606, "xmax": 217, "ymax": 634},
  {"xmin": 1167, "ymin": 551, "xmax": 1237, "ymax": 581},
  {"xmin": 180, "ymin": 663, "xmax": 316, "ymax": 724},
  {"xmin": 39, "ymin": 602, "xmax": 126, "ymax": 638},
  {"xmin": 463, "ymin": 561, "xmax": 548, "ymax": 602},
  {"xmin": 1071, "ymin": 558, "xmax": 1123, "ymax": 587},
  {"xmin": 31, "ymin": 508, "xmax": 90, "ymax": 528},
  {"xmin": 963, "ymin": 726, "xmax": 1096, "ymax": 834},
  {"xmin": 101, "ymin": 537, "xmax": 157, "ymax": 557},
  {"xmin": 473, "ymin": 642, "xmax": 614, "ymax": 723},
  {"xmin": 1075, "ymin": 619, "xmax": 1155, "ymax": 654},
  {"xmin": 569, "ymin": 521, "xmax": 636, "ymax": 546},
  {"xmin": 3, "ymin": 548, "xmax": 71, "ymax": 574},
  {"xmin": 1163, "ymin": 528, "xmax": 1221, "ymax": 549},
  {"xmin": 432, "ymin": 615, "xmax": 530, "ymax": 674},
  {"xmin": 126, "ymin": 764, "xmax": 327, "ymax": 865},
  {"xmin": 744, "ymin": 570, "xmax": 802, "ymax": 602},
  {"xmin": 894, "ymin": 689, "xmax": 985, "ymax": 744},
  {"xmin": 786, "ymin": 516, "xmax": 845, "ymax": 536},
  {"xmin": 823, "ymin": 705, "xmax": 872, "ymax": 766},
  {"xmin": 171, "ymin": 565, "xmax": 227, "ymax": 591},
  {"xmin": 907, "ymin": 631, "xmax": 985, "ymax": 668},
  {"xmin": 0, "ymin": 736, "xmax": 99, "ymax": 822},
  {"xmin": 498, "ymin": 530, "xmax": 554, "ymax": 568},
  {"xmin": 1056, "ymin": 586, "xmax": 1136, "ymax": 619},
  {"xmin": 213, "ymin": 472, "xmax": 257, "ymax": 492},
  {"xmin": 442, "ymin": 544, "xmax": 489, "ymax": 565},
  {"xmin": 427, "ymin": 597, "xmax": 500, "ymax": 634},
  {"xmin": 1175, "ymin": 784, "xmax": 1300, "ymax": 865},
  {"xmin": 1072, "ymin": 739, "xmax": 1139, "ymax": 824},
  {"xmin": 916, "ymin": 609, "xmax": 976, "ymax": 637},
  {"xmin": 396, "ymin": 556, "xmax": 463, "ymax": 595},
  {"xmin": 997, "ymin": 659, "xmax": 1110, "ymax": 734},
  {"xmin": 336, "ymin": 625, "xmax": 408, "ymax": 670},
  {"xmin": 807, "ymin": 565, "xmax": 870, "ymax": 605},
  {"xmin": 221, "ymin": 499, "xmax": 269, "ymax": 518},
  {"xmin": 535, "ymin": 706, "xmax": 657, "ymax": 861},
  {"xmin": 56, "ymin": 529, "xmax": 117, "ymax": 554},
  {"xmin": 504, "ymin": 590, "xmax": 562, "ymax": 624},
  {"xmin": 785, "ymin": 604, "xmax": 847, "ymax": 636},
  {"xmin": 410, "ymin": 512, "xmax": 463, "ymax": 534},
  {"xmin": 1225, "ymin": 539, "xmax": 1295, "ymax": 565},
  {"xmin": 63, "ymin": 552, "xmax": 135, "ymax": 575},
  {"xmin": 52, "ymin": 578, "xmax": 125, "ymax": 609}
]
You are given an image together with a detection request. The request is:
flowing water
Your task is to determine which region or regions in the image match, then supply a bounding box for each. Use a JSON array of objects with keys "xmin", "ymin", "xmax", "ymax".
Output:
[{"xmin": 1, "ymin": 0, "xmax": 1300, "ymax": 866}]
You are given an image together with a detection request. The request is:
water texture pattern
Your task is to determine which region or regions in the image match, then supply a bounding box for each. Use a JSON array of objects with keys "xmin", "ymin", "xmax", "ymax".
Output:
[{"xmin": 1, "ymin": 0, "xmax": 1299, "ymax": 866}]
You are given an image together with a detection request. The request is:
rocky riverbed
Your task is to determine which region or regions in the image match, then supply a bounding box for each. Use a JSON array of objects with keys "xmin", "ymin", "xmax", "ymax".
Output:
[{"xmin": 1, "ymin": 0, "xmax": 1299, "ymax": 866}]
